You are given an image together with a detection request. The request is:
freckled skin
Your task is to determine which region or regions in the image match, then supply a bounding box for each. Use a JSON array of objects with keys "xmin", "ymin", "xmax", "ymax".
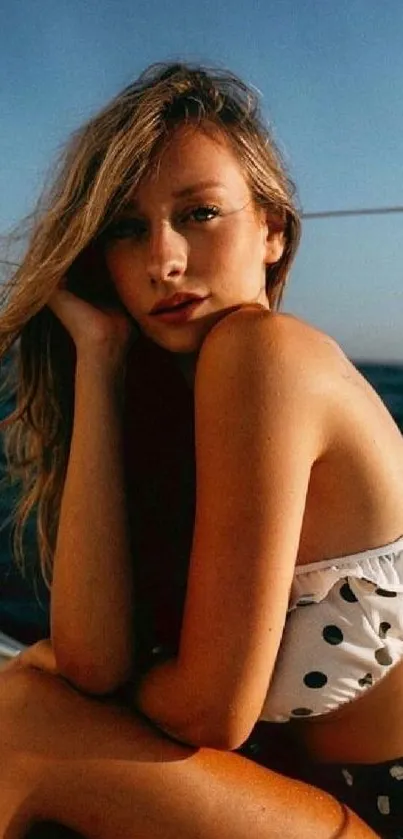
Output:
[
  {"xmin": 0, "ymin": 124, "xmax": 383, "ymax": 839},
  {"xmin": 104, "ymin": 125, "xmax": 284, "ymax": 360},
  {"xmin": 0, "ymin": 667, "xmax": 375, "ymax": 838}
]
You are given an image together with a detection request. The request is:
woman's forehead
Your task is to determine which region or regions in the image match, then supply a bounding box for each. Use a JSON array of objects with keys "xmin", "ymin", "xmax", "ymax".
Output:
[{"xmin": 131, "ymin": 124, "xmax": 249, "ymax": 202}]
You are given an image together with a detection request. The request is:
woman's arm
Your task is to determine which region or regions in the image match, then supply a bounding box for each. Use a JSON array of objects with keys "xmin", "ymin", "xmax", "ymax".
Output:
[
  {"xmin": 136, "ymin": 309, "xmax": 329, "ymax": 748},
  {"xmin": 48, "ymin": 289, "xmax": 135, "ymax": 694}
]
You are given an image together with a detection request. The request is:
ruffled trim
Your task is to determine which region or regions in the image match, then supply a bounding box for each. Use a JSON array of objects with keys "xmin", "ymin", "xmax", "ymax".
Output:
[{"xmin": 290, "ymin": 536, "xmax": 403, "ymax": 610}]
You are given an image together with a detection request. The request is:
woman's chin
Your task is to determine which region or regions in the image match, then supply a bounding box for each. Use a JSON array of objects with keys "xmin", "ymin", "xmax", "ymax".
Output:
[{"xmin": 140, "ymin": 321, "xmax": 210, "ymax": 356}]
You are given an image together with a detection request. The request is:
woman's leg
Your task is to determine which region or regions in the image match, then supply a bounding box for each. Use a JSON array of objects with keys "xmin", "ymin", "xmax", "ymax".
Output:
[{"xmin": 0, "ymin": 667, "xmax": 377, "ymax": 839}]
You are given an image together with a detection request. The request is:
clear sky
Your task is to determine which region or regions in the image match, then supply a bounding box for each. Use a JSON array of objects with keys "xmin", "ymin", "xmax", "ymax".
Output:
[{"xmin": 1, "ymin": 0, "xmax": 402, "ymax": 361}]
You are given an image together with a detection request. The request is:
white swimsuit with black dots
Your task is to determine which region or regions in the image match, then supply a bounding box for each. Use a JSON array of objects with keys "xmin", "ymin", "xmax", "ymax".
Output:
[{"xmin": 260, "ymin": 536, "xmax": 403, "ymax": 723}]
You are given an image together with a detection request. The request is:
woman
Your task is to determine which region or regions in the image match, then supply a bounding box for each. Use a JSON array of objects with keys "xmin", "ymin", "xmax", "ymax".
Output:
[{"xmin": 0, "ymin": 61, "xmax": 400, "ymax": 837}]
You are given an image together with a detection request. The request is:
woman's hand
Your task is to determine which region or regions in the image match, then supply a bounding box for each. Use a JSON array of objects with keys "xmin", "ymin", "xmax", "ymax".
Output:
[{"xmin": 48, "ymin": 284, "xmax": 135, "ymax": 370}]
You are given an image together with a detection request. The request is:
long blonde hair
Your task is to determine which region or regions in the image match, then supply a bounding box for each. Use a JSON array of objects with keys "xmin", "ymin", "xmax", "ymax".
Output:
[{"xmin": 0, "ymin": 62, "xmax": 301, "ymax": 586}]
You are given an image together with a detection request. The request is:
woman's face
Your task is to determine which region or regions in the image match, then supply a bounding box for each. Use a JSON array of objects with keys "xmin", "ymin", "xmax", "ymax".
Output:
[{"xmin": 104, "ymin": 124, "xmax": 284, "ymax": 355}]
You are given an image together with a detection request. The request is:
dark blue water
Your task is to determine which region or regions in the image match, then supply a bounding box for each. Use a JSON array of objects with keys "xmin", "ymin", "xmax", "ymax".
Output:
[
  {"xmin": 356, "ymin": 362, "xmax": 403, "ymax": 431},
  {"xmin": 1, "ymin": 360, "xmax": 403, "ymax": 642}
]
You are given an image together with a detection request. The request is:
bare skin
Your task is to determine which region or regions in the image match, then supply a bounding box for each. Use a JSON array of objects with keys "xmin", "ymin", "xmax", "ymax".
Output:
[
  {"xmin": 0, "ymin": 308, "xmax": 393, "ymax": 839},
  {"xmin": 46, "ymin": 130, "xmax": 403, "ymax": 762},
  {"xmin": 0, "ymin": 666, "xmax": 377, "ymax": 839},
  {"xmin": 2, "ymin": 124, "xmax": 403, "ymax": 837},
  {"xmin": 288, "ymin": 319, "xmax": 403, "ymax": 765}
]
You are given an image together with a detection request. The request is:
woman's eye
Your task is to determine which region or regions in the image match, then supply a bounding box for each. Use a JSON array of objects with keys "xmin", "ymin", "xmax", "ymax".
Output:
[
  {"xmin": 184, "ymin": 205, "xmax": 220, "ymax": 223},
  {"xmin": 105, "ymin": 218, "xmax": 147, "ymax": 240}
]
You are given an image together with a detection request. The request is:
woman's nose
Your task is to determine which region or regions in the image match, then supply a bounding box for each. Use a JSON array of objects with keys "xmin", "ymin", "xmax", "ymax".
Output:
[{"xmin": 146, "ymin": 222, "xmax": 187, "ymax": 284}]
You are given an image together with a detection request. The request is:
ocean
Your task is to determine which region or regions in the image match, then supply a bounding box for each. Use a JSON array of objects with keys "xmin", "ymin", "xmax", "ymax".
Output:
[{"xmin": 356, "ymin": 362, "xmax": 403, "ymax": 431}]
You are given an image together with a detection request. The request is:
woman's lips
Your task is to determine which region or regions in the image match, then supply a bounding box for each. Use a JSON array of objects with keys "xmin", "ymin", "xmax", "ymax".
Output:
[{"xmin": 150, "ymin": 298, "xmax": 206, "ymax": 324}]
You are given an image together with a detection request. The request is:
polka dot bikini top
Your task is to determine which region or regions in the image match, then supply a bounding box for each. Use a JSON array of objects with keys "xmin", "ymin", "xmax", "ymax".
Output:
[{"xmin": 260, "ymin": 536, "xmax": 403, "ymax": 723}]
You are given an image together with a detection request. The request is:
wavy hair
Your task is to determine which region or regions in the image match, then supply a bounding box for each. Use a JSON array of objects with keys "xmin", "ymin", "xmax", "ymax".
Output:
[{"xmin": 0, "ymin": 61, "xmax": 301, "ymax": 586}]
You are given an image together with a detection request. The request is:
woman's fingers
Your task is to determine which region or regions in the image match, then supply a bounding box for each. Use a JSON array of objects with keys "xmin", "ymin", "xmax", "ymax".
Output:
[{"xmin": 47, "ymin": 287, "xmax": 134, "ymax": 359}]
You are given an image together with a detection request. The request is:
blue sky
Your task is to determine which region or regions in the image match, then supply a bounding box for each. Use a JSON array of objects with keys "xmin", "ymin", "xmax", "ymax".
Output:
[{"xmin": 1, "ymin": 0, "xmax": 402, "ymax": 360}]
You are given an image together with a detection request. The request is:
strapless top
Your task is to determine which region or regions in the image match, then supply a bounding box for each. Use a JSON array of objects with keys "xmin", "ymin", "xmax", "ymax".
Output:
[{"xmin": 260, "ymin": 536, "xmax": 403, "ymax": 722}]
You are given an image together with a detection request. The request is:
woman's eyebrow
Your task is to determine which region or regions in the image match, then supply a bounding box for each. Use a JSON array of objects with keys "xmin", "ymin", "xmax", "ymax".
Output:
[
  {"xmin": 121, "ymin": 181, "xmax": 227, "ymax": 213},
  {"xmin": 172, "ymin": 180, "xmax": 227, "ymax": 198}
]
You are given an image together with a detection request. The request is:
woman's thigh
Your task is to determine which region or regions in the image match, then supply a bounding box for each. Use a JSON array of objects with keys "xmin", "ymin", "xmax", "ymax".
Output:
[{"xmin": 0, "ymin": 667, "xmax": 376, "ymax": 839}]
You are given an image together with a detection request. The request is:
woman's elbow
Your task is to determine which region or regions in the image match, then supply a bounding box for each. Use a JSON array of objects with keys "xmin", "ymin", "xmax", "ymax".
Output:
[{"xmin": 183, "ymin": 711, "xmax": 254, "ymax": 751}]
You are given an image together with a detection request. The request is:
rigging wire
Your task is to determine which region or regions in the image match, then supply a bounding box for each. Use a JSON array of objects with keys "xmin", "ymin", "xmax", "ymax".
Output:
[{"xmin": 302, "ymin": 205, "xmax": 403, "ymax": 219}]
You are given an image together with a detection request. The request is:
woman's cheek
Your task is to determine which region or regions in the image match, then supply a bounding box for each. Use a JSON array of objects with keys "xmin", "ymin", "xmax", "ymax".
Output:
[{"xmin": 118, "ymin": 289, "xmax": 143, "ymax": 320}]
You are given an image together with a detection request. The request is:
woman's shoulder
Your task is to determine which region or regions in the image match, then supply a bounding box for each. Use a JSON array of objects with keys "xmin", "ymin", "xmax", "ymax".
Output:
[
  {"xmin": 198, "ymin": 306, "xmax": 349, "ymax": 386},
  {"xmin": 202, "ymin": 305, "xmax": 341, "ymax": 353}
]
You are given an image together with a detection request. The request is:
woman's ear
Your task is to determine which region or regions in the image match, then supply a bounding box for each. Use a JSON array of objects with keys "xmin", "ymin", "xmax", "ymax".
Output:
[{"xmin": 265, "ymin": 227, "xmax": 285, "ymax": 266}]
